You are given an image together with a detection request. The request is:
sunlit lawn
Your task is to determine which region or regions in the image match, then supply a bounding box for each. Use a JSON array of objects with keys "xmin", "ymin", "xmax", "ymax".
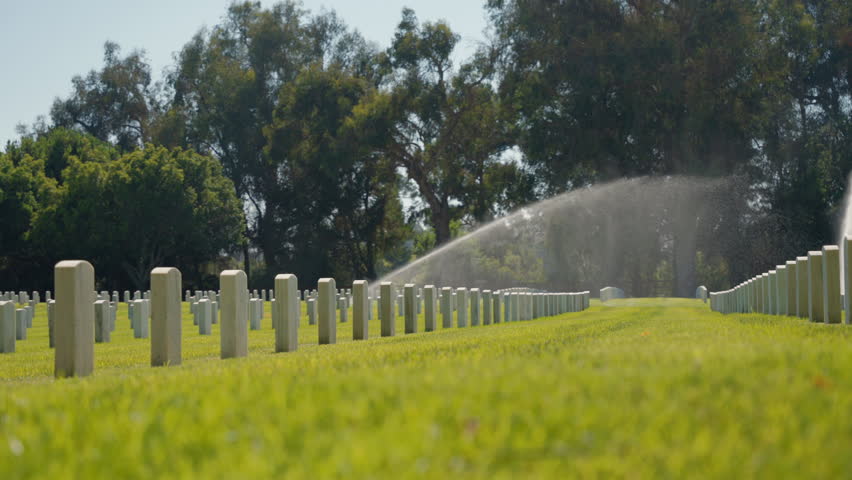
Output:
[{"xmin": 2, "ymin": 298, "xmax": 852, "ymax": 478}]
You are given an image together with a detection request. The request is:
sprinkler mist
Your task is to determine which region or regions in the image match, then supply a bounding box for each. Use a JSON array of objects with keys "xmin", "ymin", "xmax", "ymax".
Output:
[{"xmin": 371, "ymin": 176, "xmax": 739, "ymax": 297}]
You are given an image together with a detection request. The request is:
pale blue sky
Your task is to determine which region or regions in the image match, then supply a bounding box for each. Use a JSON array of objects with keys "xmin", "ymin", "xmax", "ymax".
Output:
[{"xmin": 0, "ymin": 0, "xmax": 489, "ymax": 146}]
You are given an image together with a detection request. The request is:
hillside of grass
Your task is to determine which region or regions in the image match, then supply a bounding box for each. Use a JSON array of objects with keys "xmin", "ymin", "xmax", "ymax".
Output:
[{"xmin": 2, "ymin": 298, "xmax": 852, "ymax": 478}]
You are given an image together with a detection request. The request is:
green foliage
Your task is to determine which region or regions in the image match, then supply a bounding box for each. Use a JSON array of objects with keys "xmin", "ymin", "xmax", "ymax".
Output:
[
  {"xmin": 487, "ymin": 0, "xmax": 852, "ymax": 290},
  {"xmin": 5, "ymin": 0, "xmax": 850, "ymax": 292},
  {"xmin": 352, "ymin": 8, "xmax": 528, "ymax": 246},
  {"xmin": 0, "ymin": 129, "xmax": 244, "ymax": 290},
  {"xmin": 4, "ymin": 127, "xmax": 118, "ymax": 180},
  {"xmin": 51, "ymin": 42, "xmax": 156, "ymax": 152},
  {"xmin": 262, "ymin": 65, "xmax": 405, "ymax": 285},
  {"xmin": 169, "ymin": 1, "xmax": 390, "ymax": 282},
  {"xmin": 0, "ymin": 154, "xmax": 58, "ymax": 288},
  {"xmin": 4, "ymin": 300, "xmax": 852, "ymax": 477},
  {"xmin": 469, "ymin": 239, "xmax": 546, "ymax": 288},
  {"xmin": 34, "ymin": 145, "xmax": 245, "ymax": 289},
  {"xmin": 489, "ymin": 0, "xmax": 768, "ymax": 184}
]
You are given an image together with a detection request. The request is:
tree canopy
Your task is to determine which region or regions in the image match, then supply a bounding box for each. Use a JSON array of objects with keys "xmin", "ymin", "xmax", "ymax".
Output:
[
  {"xmin": 0, "ymin": 129, "xmax": 244, "ymax": 290},
  {"xmin": 3, "ymin": 0, "xmax": 850, "ymax": 294}
]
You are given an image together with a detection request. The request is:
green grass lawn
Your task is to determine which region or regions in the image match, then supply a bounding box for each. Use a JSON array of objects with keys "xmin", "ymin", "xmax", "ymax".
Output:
[{"xmin": 2, "ymin": 297, "xmax": 852, "ymax": 478}]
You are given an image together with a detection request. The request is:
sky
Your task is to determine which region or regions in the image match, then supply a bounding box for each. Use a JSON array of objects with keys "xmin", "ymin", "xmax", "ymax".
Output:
[{"xmin": 0, "ymin": 0, "xmax": 489, "ymax": 147}]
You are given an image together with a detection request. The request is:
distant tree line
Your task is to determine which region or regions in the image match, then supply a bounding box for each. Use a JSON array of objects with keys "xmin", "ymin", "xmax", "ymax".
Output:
[{"xmin": 2, "ymin": 1, "xmax": 850, "ymax": 294}]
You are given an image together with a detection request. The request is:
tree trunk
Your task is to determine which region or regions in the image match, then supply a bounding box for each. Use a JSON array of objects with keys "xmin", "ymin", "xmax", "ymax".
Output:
[
  {"xmin": 243, "ymin": 242, "xmax": 251, "ymax": 285},
  {"xmin": 433, "ymin": 207, "xmax": 452, "ymax": 246},
  {"xmin": 631, "ymin": 259, "xmax": 644, "ymax": 297}
]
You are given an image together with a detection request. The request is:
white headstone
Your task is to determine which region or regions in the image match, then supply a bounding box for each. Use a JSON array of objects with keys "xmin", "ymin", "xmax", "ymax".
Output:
[
  {"xmin": 440, "ymin": 287, "xmax": 453, "ymax": 328},
  {"xmin": 353, "ymin": 280, "xmax": 368, "ymax": 340},
  {"xmin": 249, "ymin": 298, "xmax": 262, "ymax": 330},
  {"xmin": 151, "ymin": 267, "xmax": 182, "ymax": 366},
  {"xmin": 307, "ymin": 298, "xmax": 317, "ymax": 325},
  {"xmin": 274, "ymin": 274, "xmax": 299, "ymax": 352},
  {"xmin": 0, "ymin": 301, "xmax": 15, "ymax": 353},
  {"xmin": 822, "ymin": 246, "xmax": 841, "ymax": 324},
  {"xmin": 220, "ymin": 270, "xmax": 248, "ymax": 359},
  {"xmin": 15, "ymin": 309, "xmax": 26, "ymax": 340},
  {"xmin": 808, "ymin": 251, "xmax": 824, "ymax": 322},
  {"xmin": 492, "ymin": 292, "xmax": 501, "ymax": 324},
  {"xmin": 470, "ymin": 288, "xmax": 481, "ymax": 326},
  {"xmin": 456, "ymin": 288, "xmax": 468, "ymax": 327},
  {"xmin": 132, "ymin": 299, "xmax": 149, "ymax": 338},
  {"xmin": 94, "ymin": 300, "xmax": 110, "ymax": 343},
  {"xmin": 318, "ymin": 278, "xmax": 337, "ymax": 344},
  {"xmin": 54, "ymin": 260, "xmax": 95, "ymax": 378}
]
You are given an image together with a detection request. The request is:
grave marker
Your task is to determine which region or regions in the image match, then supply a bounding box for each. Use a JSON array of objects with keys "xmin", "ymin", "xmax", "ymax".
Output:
[
  {"xmin": 338, "ymin": 297, "xmax": 348, "ymax": 323},
  {"xmin": 483, "ymin": 290, "xmax": 492, "ymax": 325},
  {"xmin": 777, "ymin": 265, "xmax": 788, "ymax": 315},
  {"xmin": 132, "ymin": 300, "xmax": 149, "ymax": 338},
  {"xmin": 456, "ymin": 288, "xmax": 468, "ymax": 327},
  {"xmin": 440, "ymin": 287, "xmax": 452, "ymax": 328},
  {"xmin": 796, "ymin": 256, "xmax": 808, "ymax": 317},
  {"xmin": 503, "ymin": 293, "xmax": 510, "ymax": 323},
  {"xmin": 768, "ymin": 271, "xmax": 777, "ymax": 315},
  {"xmin": 307, "ymin": 298, "xmax": 317, "ymax": 325},
  {"xmin": 94, "ymin": 300, "xmax": 110, "ymax": 343},
  {"xmin": 0, "ymin": 302, "xmax": 14, "ymax": 353},
  {"xmin": 151, "ymin": 267, "xmax": 182, "ymax": 366},
  {"xmin": 249, "ymin": 299, "xmax": 262, "ymax": 330},
  {"xmin": 47, "ymin": 300, "xmax": 55, "ymax": 348},
  {"xmin": 493, "ymin": 292, "xmax": 501, "ymax": 324},
  {"xmin": 808, "ymin": 251, "xmax": 824, "ymax": 322},
  {"xmin": 470, "ymin": 288, "xmax": 481, "ymax": 326},
  {"xmin": 318, "ymin": 278, "xmax": 337, "ymax": 344},
  {"xmin": 274, "ymin": 274, "xmax": 299, "ymax": 352},
  {"xmin": 846, "ymin": 237, "xmax": 852, "ymax": 323},
  {"xmin": 196, "ymin": 299, "xmax": 212, "ymax": 335},
  {"xmin": 353, "ymin": 280, "xmax": 368, "ymax": 340},
  {"xmin": 15, "ymin": 309, "xmax": 26, "ymax": 340},
  {"xmin": 54, "ymin": 260, "xmax": 95, "ymax": 378},
  {"xmin": 822, "ymin": 245, "xmax": 841, "ymax": 324},
  {"xmin": 424, "ymin": 285, "xmax": 437, "ymax": 332},
  {"xmin": 220, "ymin": 270, "xmax": 248, "ymax": 359},
  {"xmin": 785, "ymin": 261, "xmax": 797, "ymax": 316}
]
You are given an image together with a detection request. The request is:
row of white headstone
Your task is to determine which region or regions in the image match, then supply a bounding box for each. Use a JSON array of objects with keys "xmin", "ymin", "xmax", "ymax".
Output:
[
  {"xmin": 3, "ymin": 283, "xmax": 436, "ymax": 352},
  {"xmin": 0, "ymin": 291, "xmax": 48, "ymax": 304},
  {"xmin": 0, "ymin": 288, "xmax": 47, "ymax": 350},
  {"xmin": 709, "ymin": 238, "xmax": 851, "ymax": 324},
  {"xmin": 0, "ymin": 302, "xmax": 36, "ymax": 348},
  {"xmin": 0, "ymin": 260, "xmax": 591, "ymax": 378}
]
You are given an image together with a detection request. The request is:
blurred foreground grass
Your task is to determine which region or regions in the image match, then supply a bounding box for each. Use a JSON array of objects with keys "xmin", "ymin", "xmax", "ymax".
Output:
[{"xmin": 2, "ymin": 298, "xmax": 852, "ymax": 478}]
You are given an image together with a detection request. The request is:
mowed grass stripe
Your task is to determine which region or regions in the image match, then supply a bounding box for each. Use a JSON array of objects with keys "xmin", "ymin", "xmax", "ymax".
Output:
[
  {"xmin": 2, "ymin": 298, "xmax": 852, "ymax": 478},
  {"xmin": 1, "ymin": 301, "xmax": 589, "ymax": 381}
]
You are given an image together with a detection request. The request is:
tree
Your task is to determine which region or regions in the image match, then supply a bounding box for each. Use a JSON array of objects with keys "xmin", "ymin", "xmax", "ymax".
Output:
[
  {"xmin": 4, "ymin": 127, "xmax": 118, "ymax": 181},
  {"xmin": 33, "ymin": 145, "xmax": 245, "ymax": 289},
  {"xmin": 51, "ymin": 42, "xmax": 157, "ymax": 152},
  {"xmin": 487, "ymin": 0, "xmax": 783, "ymax": 295},
  {"xmin": 757, "ymin": 0, "xmax": 851, "ymax": 262},
  {"xmin": 356, "ymin": 8, "xmax": 521, "ymax": 246},
  {"xmin": 169, "ymin": 1, "xmax": 365, "ymax": 281},
  {"xmin": 263, "ymin": 65, "xmax": 405, "ymax": 284},
  {"xmin": 0, "ymin": 150, "xmax": 58, "ymax": 290}
]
